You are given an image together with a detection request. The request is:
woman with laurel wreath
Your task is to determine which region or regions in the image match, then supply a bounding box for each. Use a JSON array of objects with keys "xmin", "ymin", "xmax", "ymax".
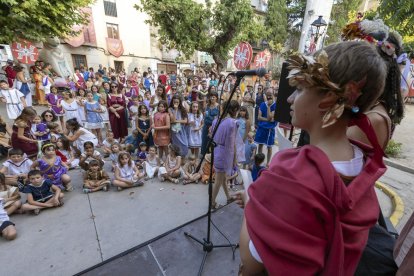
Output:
[{"xmin": 237, "ymin": 41, "xmax": 388, "ymax": 275}]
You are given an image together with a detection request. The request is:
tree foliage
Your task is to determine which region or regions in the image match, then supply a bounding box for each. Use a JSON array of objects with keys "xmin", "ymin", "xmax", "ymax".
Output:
[
  {"xmin": 325, "ymin": 0, "xmax": 363, "ymax": 45},
  {"xmin": 379, "ymin": 0, "xmax": 414, "ymax": 36},
  {"xmin": 286, "ymin": 0, "xmax": 307, "ymax": 30},
  {"xmin": 265, "ymin": 0, "xmax": 288, "ymax": 48},
  {"xmin": 0, "ymin": 0, "xmax": 94, "ymax": 44},
  {"xmin": 136, "ymin": 0, "xmax": 264, "ymax": 70}
]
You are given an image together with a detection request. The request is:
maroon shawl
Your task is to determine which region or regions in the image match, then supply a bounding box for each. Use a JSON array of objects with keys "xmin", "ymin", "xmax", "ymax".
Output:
[{"xmin": 245, "ymin": 115, "xmax": 386, "ymax": 275}]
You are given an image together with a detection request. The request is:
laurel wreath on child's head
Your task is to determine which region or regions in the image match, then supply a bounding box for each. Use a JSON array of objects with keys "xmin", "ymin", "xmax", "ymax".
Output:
[{"xmin": 286, "ymin": 51, "xmax": 342, "ymax": 95}]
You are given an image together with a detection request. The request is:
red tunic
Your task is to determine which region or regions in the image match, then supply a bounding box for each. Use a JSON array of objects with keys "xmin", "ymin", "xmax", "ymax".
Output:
[
  {"xmin": 107, "ymin": 94, "xmax": 128, "ymax": 139},
  {"xmin": 245, "ymin": 115, "xmax": 386, "ymax": 276}
]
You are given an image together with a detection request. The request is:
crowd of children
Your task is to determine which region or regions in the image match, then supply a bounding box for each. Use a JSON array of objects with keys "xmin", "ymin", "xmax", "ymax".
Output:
[{"xmin": 0, "ymin": 70, "xmax": 272, "ymax": 241}]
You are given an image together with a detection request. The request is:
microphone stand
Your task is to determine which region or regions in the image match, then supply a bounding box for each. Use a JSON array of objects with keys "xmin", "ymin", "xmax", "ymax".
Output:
[{"xmin": 184, "ymin": 75, "xmax": 243, "ymax": 276}]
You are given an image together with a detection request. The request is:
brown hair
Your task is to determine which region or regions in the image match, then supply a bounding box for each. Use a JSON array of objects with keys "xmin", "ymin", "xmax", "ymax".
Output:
[
  {"xmin": 323, "ymin": 41, "xmax": 387, "ymax": 113},
  {"xmin": 118, "ymin": 152, "xmax": 132, "ymax": 167},
  {"xmin": 16, "ymin": 107, "xmax": 37, "ymax": 122}
]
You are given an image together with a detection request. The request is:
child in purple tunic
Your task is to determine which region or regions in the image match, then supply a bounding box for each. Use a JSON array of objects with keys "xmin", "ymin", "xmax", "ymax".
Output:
[
  {"xmin": 32, "ymin": 115, "xmax": 50, "ymax": 141},
  {"xmin": 31, "ymin": 143, "xmax": 72, "ymax": 191},
  {"xmin": 211, "ymin": 100, "xmax": 240, "ymax": 209}
]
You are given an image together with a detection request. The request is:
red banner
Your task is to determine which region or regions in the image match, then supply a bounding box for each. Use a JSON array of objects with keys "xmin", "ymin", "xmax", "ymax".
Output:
[
  {"xmin": 65, "ymin": 7, "xmax": 97, "ymax": 47},
  {"xmin": 233, "ymin": 42, "xmax": 253, "ymax": 70},
  {"xmin": 106, "ymin": 38, "xmax": 124, "ymax": 58},
  {"xmin": 11, "ymin": 41, "xmax": 39, "ymax": 64}
]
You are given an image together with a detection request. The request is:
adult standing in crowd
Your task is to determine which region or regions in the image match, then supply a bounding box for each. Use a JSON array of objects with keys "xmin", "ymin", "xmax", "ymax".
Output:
[
  {"xmin": 107, "ymin": 82, "xmax": 128, "ymax": 139},
  {"xmin": 14, "ymin": 65, "xmax": 32, "ymax": 106},
  {"xmin": 2, "ymin": 60, "xmax": 16, "ymax": 88},
  {"xmin": 254, "ymin": 89, "xmax": 277, "ymax": 165},
  {"xmin": 11, "ymin": 107, "xmax": 38, "ymax": 158}
]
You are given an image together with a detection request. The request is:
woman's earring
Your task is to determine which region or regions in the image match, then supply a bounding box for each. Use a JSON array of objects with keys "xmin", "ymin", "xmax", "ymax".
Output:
[{"xmin": 351, "ymin": 106, "xmax": 360, "ymax": 113}]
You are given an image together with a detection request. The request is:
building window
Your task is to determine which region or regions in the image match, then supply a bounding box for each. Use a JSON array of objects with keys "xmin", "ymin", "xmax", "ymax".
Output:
[
  {"xmin": 104, "ymin": 0, "xmax": 117, "ymax": 17},
  {"xmin": 114, "ymin": 61, "xmax": 124, "ymax": 73},
  {"xmin": 107, "ymin": 23, "xmax": 119, "ymax": 39},
  {"xmin": 72, "ymin": 54, "xmax": 87, "ymax": 70}
]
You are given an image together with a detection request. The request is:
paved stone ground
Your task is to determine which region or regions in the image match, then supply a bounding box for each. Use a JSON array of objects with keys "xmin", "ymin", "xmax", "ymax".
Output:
[
  {"xmin": 0, "ymin": 103, "xmax": 412, "ymax": 275},
  {"xmin": 389, "ymin": 103, "xmax": 414, "ymax": 169}
]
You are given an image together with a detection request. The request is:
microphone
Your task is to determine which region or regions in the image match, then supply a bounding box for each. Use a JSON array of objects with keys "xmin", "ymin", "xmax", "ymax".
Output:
[{"xmin": 229, "ymin": 67, "xmax": 267, "ymax": 78}]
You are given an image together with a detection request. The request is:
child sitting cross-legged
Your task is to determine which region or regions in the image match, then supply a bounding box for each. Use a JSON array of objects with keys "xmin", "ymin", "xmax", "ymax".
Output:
[
  {"xmin": 182, "ymin": 154, "xmax": 201, "ymax": 185},
  {"xmin": 83, "ymin": 160, "xmax": 111, "ymax": 193},
  {"xmin": 135, "ymin": 142, "xmax": 148, "ymax": 167},
  {"xmin": 122, "ymin": 129, "xmax": 139, "ymax": 154},
  {"xmin": 0, "ymin": 198, "xmax": 17, "ymax": 240},
  {"xmin": 109, "ymin": 143, "xmax": 121, "ymax": 171},
  {"xmin": 79, "ymin": 141, "xmax": 105, "ymax": 171},
  {"xmin": 143, "ymin": 146, "xmax": 160, "ymax": 180},
  {"xmin": 102, "ymin": 130, "xmax": 118, "ymax": 157},
  {"xmin": 113, "ymin": 152, "xmax": 145, "ymax": 191},
  {"xmin": 31, "ymin": 143, "xmax": 73, "ymax": 191},
  {"xmin": 158, "ymin": 144, "xmax": 182, "ymax": 184},
  {"xmin": 21, "ymin": 170, "xmax": 64, "ymax": 215},
  {"xmin": 0, "ymin": 148, "xmax": 33, "ymax": 186},
  {"xmin": 0, "ymin": 173, "xmax": 22, "ymax": 216}
]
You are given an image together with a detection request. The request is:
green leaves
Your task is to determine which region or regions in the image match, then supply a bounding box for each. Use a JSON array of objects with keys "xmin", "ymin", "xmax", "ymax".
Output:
[
  {"xmin": 137, "ymin": 0, "xmax": 259, "ymax": 70},
  {"xmin": 326, "ymin": 0, "xmax": 363, "ymax": 45},
  {"xmin": 0, "ymin": 0, "xmax": 94, "ymax": 43},
  {"xmin": 379, "ymin": 0, "xmax": 414, "ymax": 36},
  {"xmin": 265, "ymin": 0, "xmax": 288, "ymax": 49}
]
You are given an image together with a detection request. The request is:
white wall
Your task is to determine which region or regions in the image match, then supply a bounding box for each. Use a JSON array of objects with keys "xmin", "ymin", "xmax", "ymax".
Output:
[{"xmin": 298, "ymin": 0, "xmax": 334, "ymax": 53}]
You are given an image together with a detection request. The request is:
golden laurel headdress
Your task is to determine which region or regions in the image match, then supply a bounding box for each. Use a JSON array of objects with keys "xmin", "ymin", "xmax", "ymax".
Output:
[
  {"xmin": 286, "ymin": 51, "xmax": 365, "ymax": 128},
  {"xmin": 286, "ymin": 50, "xmax": 342, "ymax": 95}
]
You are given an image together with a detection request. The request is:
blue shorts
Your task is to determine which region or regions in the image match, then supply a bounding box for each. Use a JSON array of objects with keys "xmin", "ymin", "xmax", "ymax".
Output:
[{"xmin": 254, "ymin": 127, "xmax": 275, "ymax": 147}]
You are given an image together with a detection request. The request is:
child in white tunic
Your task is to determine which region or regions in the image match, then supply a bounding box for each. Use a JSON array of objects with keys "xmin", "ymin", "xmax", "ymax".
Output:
[
  {"xmin": 143, "ymin": 146, "xmax": 161, "ymax": 179},
  {"xmin": 0, "ymin": 80, "xmax": 26, "ymax": 120}
]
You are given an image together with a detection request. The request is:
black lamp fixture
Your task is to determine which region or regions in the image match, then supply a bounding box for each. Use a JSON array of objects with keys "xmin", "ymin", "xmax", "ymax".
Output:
[
  {"xmin": 261, "ymin": 39, "xmax": 269, "ymax": 50},
  {"xmin": 311, "ymin": 15, "xmax": 327, "ymax": 44}
]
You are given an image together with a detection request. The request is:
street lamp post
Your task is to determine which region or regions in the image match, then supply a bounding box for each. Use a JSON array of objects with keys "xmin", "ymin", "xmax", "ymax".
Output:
[{"xmin": 311, "ymin": 15, "xmax": 327, "ymax": 44}]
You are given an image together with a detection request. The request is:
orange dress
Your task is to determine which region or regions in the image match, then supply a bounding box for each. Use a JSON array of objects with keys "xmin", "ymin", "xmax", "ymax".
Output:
[
  {"xmin": 153, "ymin": 112, "xmax": 170, "ymax": 146},
  {"xmin": 34, "ymin": 72, "xmax": 46, "ymax": 105}
]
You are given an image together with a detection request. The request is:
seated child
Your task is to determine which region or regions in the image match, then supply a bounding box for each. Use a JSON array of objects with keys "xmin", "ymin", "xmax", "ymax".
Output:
[
  {"xmin": 83, "ymin": 160, "xmax": 111, "ymax": 193},
  {"xmin": 0, "ymin": 173, "xmax": 22, "ymax": 216},
  {"xmin": 136, "ymin": 142, "xmax": 148, "ymax": 166},
  {"xmin": 0, "ymin": 148, "xmax": 33, "ymax": 186},
  {"xmin": 32, "ymin": 115, "xmax": 50, "ymax": 142},
  {"xmin": 143, "ymin": 146, "xmax": 160, "ymax": 179},
  {"xmin": 122, "ymin": 129, "xmax": 139, "ymax": 154},
  {"xmin": 201, "ymin": 153, "xmax": 215, "ymax": 184},
  {"xmin": 158, "ymin": 144, "xmax": 182, "ymax": 184},
  {"xmin": 0, "ymin": 116, "xmax": 11, "ymax": 157},
  {"xmin": 242, "ymin": 132, "xmax": 257, "ymax": 170},
  {"xmin": 109, "ymin": 143, "xmax": 121, "ymax": 171},
  {"xmin": 31, "ymin": 143, "xmax": 73, "ymax": 191},
  {"xmin": 113, "ymin": 152, "xmax": 144, "ymax": 191},
  {"xmin": 21, "ymin": 170, "xmax": 64, "ymax": 215},
  {"xmin": 251, "ymin": 153, "xmax": 265, "ymax": 181},
  {"xmin": 102, "ymin": 130, "xmax": 118, "ymax": 157},
  {"xmin": 79, "ymin": 141, "xmax": 104, "ymax": 171},
  {"xmin": 46, "ymin": 122, "xmax": 62, "ymax": 143},
  {"xmin": 56, "ymin": 137, "xmax": 79, "ymax": 169},
  {"xmin": 0, "ymin": 199, "xmax": 17, "ymax": 240},
  {"xmin": 183, "ymin": 154, "xmax": 201, "ymax": 185}
]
